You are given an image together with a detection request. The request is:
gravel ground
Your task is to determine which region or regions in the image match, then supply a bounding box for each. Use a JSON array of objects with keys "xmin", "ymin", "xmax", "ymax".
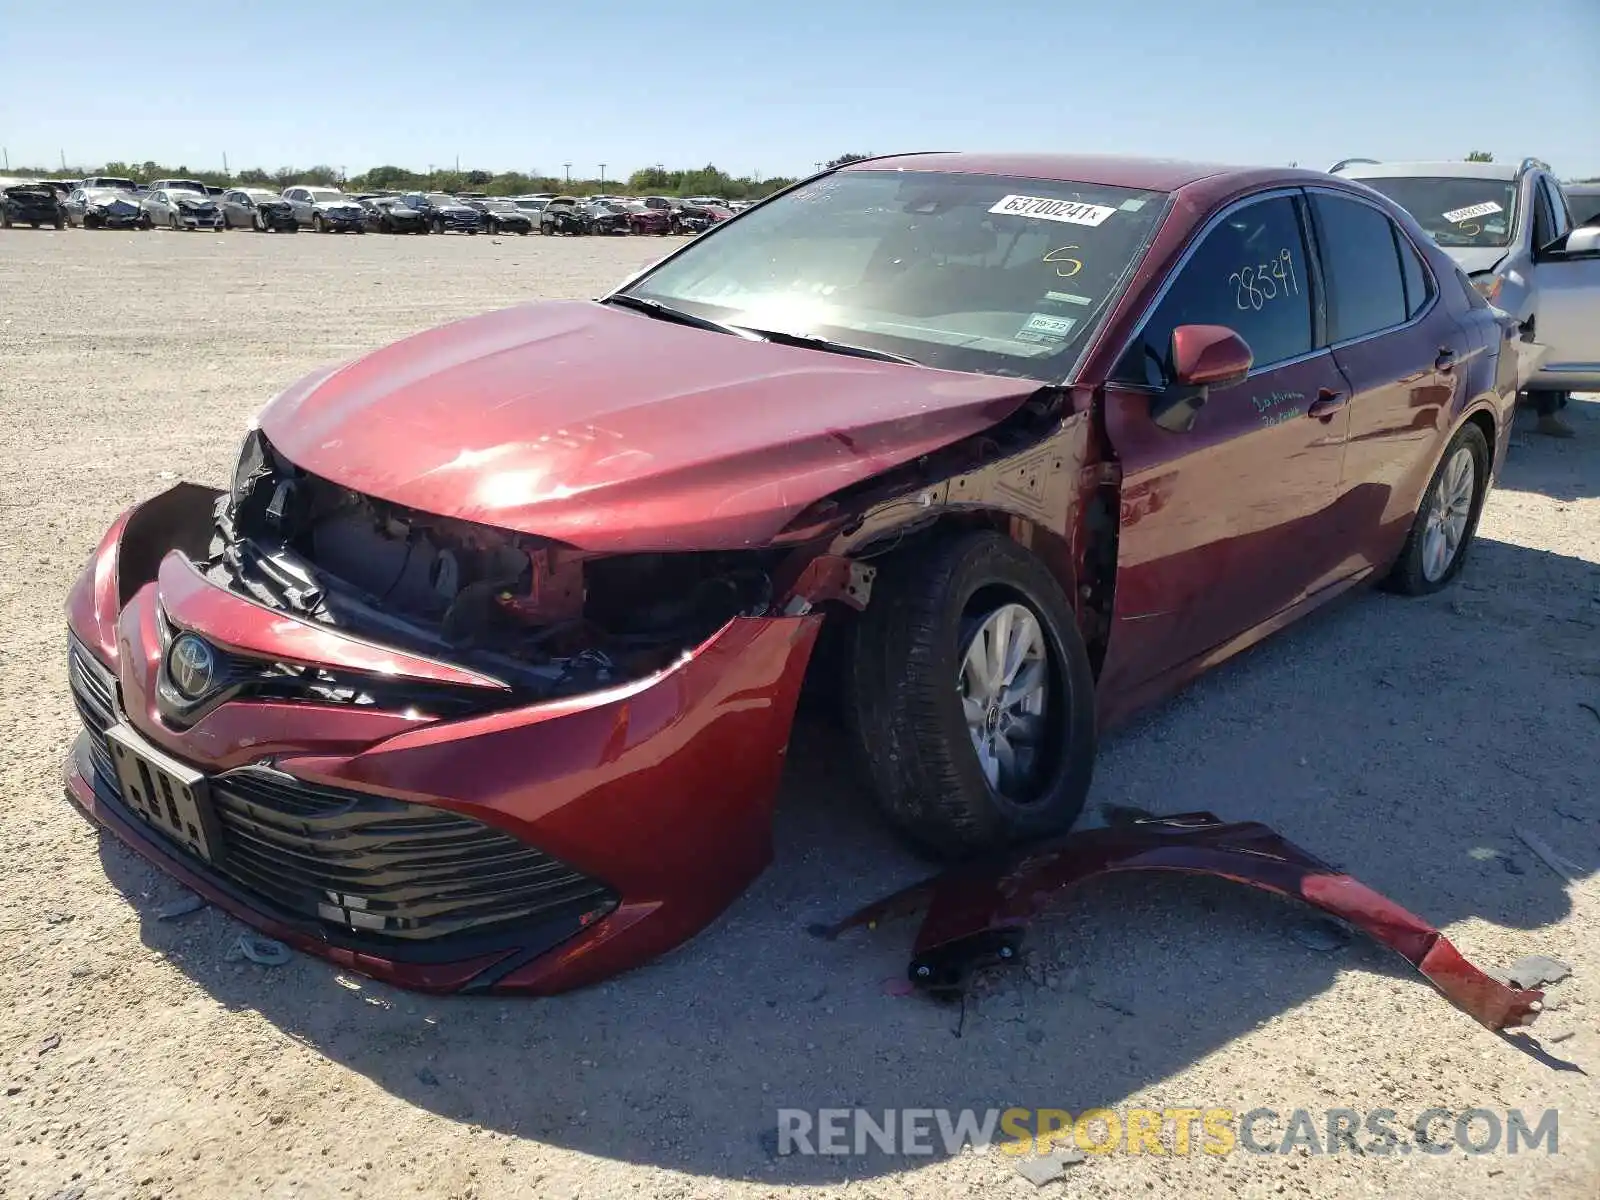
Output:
[{"xmin": 1, "ymin": 228, "xmax": 1596, "ymax": 1200}]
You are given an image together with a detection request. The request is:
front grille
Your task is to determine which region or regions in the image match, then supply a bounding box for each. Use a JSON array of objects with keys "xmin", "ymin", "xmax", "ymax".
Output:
[
  {"xmin": 209, "ymin": 768, "xmax": 615, "ymax": 940},
  {"xmin": 67, "ymin": 639, "xmax": 118, "ymax": 785},
  {"xmin": 66, "ymin": 633, "xmax": 614, "ymax": 945}
]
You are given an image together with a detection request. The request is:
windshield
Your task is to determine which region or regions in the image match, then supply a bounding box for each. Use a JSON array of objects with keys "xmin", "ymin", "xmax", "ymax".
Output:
[
  {"xmin": 622, "ymin": 169, "xmax": 1166, "ymax": 379},
  {"xmin": 165, "ymin": 181, "xmax": 206, "ymax": 193},
  {"xmin": 1357, "ymin": 176, "xmax": 1518, "ymax": 248},
  {"xmin": 515, "ymin": 199, "xmax": 547, "ymax": 210},
  {"xmin": 425, "ymin": 193, "xmax": 457, "ymax": 206},
  {"xmin": 307, "ymin": 188, "xmax": 345, "ymax": 202},
  {"xmin": 91, "ymin": 178, "xmax": 137, "ymax": 190},
  {"xmin": 485, "ymin": 200, "xmax": 516, "ymax": 211}
]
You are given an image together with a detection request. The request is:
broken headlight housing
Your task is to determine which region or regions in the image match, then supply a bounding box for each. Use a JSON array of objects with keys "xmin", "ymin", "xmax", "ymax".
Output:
[{"xmin": 1469, "ymin": 271, "xmax": 1503, "ymax": 305}]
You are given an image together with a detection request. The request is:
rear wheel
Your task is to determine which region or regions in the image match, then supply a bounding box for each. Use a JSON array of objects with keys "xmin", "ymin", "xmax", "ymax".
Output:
[
  {"xmin": 1385, "ymin": 423, "xmax": 1489, "ymax": 595},
  {"xmin": 847, "ymin": 531, "xmax": 1097, "ymax": 859}
]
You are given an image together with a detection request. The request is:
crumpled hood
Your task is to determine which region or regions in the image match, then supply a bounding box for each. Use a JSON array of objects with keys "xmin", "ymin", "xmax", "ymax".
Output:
[
  {"xmin": 259, "ymin": 300, "xmax": 1038, "ymax": 552},
  {"xmin": 175, "ymin": 195, "xmax": 215, "ymax": 209}
]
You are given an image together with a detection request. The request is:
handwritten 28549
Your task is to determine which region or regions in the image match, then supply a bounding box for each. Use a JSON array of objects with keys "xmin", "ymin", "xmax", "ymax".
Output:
[{"xmin": 1228, "ymin": 249, "xmax": 1300, "ymax": 312}]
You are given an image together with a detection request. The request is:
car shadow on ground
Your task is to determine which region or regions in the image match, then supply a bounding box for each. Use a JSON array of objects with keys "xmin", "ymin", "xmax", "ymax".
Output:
[{"xmin": 97, "ymin": 534, "xmax": 1598, "ymax": 1184}]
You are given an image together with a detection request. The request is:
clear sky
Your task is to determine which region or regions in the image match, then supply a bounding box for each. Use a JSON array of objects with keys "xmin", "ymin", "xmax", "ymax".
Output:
[{"xmin": 2, "ymin": 0, "xmax": 1596, "ymax": 181}]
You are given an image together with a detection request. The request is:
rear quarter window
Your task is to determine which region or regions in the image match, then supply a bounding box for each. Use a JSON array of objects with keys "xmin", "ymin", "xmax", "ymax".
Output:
[{"xmin": 1311, "ymin": 193, "xmax": 1408, "ymax": 341}]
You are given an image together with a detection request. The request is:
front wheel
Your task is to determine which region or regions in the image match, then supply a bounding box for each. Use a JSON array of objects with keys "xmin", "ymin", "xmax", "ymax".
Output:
[
  {"xmin": 1385, "ymin": 423, "xmax": 1489, "ymax": 595},
  {"xmin": 169, "ymin": 213, "xmax": 180, "ymax": 231},
  {"xmin": 313, "ymin": 214, "xmax": 326, "ymax": 233},
  {"xmin": 432, "ymin": 216, "xmax": 445, "ymax": 235},
  {"xmin": 846, "ymin": 530, "xmax": 1097, "ymax": 859}
]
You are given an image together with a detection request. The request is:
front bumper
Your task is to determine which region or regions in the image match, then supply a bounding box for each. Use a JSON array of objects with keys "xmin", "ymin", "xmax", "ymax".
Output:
[
  {"xmin": 63, "ymin": 485, "xmax": 820, "ymax": 994},
  {"xmin": 314, "ymin": 212, "xmax": 366, "ymax": 231},
  {"xmin": 175, "ymin": 210, "xmax": 225, "ymax": 228}
]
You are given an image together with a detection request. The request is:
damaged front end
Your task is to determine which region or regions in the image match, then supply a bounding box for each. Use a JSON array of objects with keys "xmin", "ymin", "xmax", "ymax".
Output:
[{"xmin": 215, "ymin": 427, "xmax": 785, "ymax": 708}]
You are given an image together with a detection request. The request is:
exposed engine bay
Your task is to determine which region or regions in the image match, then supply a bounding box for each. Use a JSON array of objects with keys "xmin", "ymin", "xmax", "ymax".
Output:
[{"xmin": 210, "ymin": 430, "xmax": 781, "ymax": 699}]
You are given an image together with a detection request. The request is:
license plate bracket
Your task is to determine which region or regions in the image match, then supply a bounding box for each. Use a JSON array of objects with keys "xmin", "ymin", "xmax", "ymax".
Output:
[{"xmin": 105, "ymin": 723, "xmax": 224, "ymax": 864}]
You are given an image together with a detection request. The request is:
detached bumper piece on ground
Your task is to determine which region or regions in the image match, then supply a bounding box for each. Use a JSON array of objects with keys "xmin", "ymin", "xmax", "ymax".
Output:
[{"xmin": 821, "ymin": 812, "xmax": 1544, "ymax": 1032}]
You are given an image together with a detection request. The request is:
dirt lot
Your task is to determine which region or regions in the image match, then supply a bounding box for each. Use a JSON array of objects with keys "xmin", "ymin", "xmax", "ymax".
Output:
[{"xmin": 1, "ymin": 228, "xmax": 1596, "ymax": 1200}]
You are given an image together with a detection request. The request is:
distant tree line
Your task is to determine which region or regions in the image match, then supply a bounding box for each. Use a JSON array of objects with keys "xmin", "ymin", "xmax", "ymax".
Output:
[{"xmin": 4, "ymin": 158, "xmax": 807, "ymax": 199}]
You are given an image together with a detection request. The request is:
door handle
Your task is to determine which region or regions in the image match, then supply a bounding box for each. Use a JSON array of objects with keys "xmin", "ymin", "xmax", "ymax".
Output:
[
  {"xmin": 1306, "ymin": 388, "xmax": 1348, "ymax": 421},
  {"xmin": 1435, "ymin": 348, "xmax": 1458, "ymax": 372}
]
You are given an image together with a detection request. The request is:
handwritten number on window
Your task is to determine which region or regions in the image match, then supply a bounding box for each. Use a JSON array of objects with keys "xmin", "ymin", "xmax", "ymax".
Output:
[
  {"xmin": 1043, "ymin": 246, "xmax": 1083, "ymax": 278},
  {"xmin": 1229, "ymin": 249, "xmax": 1298, "ymax": 312}
]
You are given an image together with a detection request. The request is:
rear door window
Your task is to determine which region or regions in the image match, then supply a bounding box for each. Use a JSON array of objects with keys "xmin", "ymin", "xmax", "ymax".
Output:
[
  {"xmin": 1310, "ymin": 193, "xmax": 1408, "ymax": 342},
  {"xmin": 1395, "ymin": 229, "xmax": 1433, "ymax": 319},
  {"xmin": 1118, "ymin": 193, "xmax": 1313, "ymax": 385}
]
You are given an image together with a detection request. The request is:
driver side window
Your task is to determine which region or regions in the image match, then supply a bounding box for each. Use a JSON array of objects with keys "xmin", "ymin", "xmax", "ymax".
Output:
[{"xmin": 1119, "ymin": 194, "xmax": 1314, "ymax": 387}]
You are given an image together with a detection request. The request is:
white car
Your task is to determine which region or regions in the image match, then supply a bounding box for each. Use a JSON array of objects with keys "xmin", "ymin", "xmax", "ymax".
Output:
[{"xmin": 141, "ymin": 187, "xmax": 225, "ymax": 231}]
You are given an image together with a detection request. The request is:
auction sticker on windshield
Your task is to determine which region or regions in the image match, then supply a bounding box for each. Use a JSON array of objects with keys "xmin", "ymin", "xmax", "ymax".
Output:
[
  {"xmin": 1016, "ymin": 313, "xmax": 1078, "ymax": 344},
  {"xmin": 1442, "ymin": 201, "xmax": 1503, "ymax": 223},
  {"xmin": 989, "ymin": 195, "xmax": 1117, "ymax": 226}
]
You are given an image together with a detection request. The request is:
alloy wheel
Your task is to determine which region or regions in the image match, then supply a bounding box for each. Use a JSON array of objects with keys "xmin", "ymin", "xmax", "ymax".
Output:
[
  {"xmin": 957, "ymin": 601, "xmax": 1050, "ymax": 799},
  {"xmin": 1421, "ymin": 445, "xmax": 1476, "ymax": 583}
]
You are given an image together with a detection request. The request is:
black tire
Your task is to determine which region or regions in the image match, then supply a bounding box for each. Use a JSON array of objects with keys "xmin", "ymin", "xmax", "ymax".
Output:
[
  {"xmin": 432, "ymin": 216, "xmax": 445, "ymax": 235},
  {"xmin": 1, "ymin": 212, "xmax": 11, "ymax": 229},
  {"xmin": 169, "ymin": 213, "xmax": 180, "ymax": 231},
  {"xmin": 54, "ymin": 216, "xmax": 65, "ymax": 230},
  {"xmin": 485, "ymin": 218, "xmax": 497, "ymax": 236},
  {"xmin": 517, "ymin": 227, "xmax": 530, "ymax": 235},
  {"xmin": 1385, "ymin": 422, "xmax": 1489, "ymax": 596},
  {"xmin": 846, "ymin": 530, "xmax": 1097, "ymax": 859},
  {"xmin": 253, "ymin": 212, "xmax": 265, "ymax": 232},
  {"xmin": 313, "ymin": 213, "xmax": 326, "ymax": 233}
]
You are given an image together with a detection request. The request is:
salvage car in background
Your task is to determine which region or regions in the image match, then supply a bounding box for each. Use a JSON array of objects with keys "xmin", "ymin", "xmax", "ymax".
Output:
[
  {"xmin": 539, "ymin": 196, "xmax": 590, "ymax": 234},
  {"xmin": 621, "ymin": 200, "xmax": 672, "ymax": 235},
  {"xmin": 282, "ymin": 186, "xmax": 367, "ymax": 233},
  {"xmin": 1331, "ymin": 157, "xmax": 1600, "ymax": 399},
  {"xmin": 141, "ymin": 187, "xmax": 224, "ymax": 231},
  {"xmin": 65, "ymin": 186, "xmax": 146, "ymax": 230},
  {"xmin": 400, "ymin": 192, "xmax": 482, "ymax": 235},
  {"xmin": 583, "ymin": 200, "xmax": 633, "ymax": 235},
  {"xmin": 62, "ymin": 153, "xmax": 1519, "ymax": 996},
  {"xmin": 221, "ymin": 188, "xmax": 298, "ymax": 232},
  {"xmin": 357, "ymin": 194, "xmax": 428, "ymax": 234},
  {"xmin": 3, "ymin": 183, "xmax": 68, "ymax": 228},
  {"xmin": 673, "ymin": 202, "xmax": 732, "ymax": 234},
  {"xmin": 468, "ymin": 198, "xmax": 534, "ymax": 235}
]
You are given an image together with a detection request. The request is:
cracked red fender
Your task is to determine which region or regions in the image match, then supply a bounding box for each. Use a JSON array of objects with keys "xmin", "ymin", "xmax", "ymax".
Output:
[{"xmin": 822, "ymin": 812, "xmax": 1543, "ymax": 1031}]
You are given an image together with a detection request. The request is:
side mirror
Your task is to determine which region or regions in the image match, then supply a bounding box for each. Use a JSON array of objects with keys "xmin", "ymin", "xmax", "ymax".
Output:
[
  {"xmin": 1150, "ymin": 324, "xmax": 1253, "ymax": 433},
  {"xmin": 1563, "ymin": 226, "xmax": 1600, "ymax": 257}
]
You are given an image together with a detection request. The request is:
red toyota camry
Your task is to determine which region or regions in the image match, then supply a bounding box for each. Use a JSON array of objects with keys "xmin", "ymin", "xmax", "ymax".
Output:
[{"xmin": 64, "ymin": 153, "xmax": 1519, "ymax": 994}]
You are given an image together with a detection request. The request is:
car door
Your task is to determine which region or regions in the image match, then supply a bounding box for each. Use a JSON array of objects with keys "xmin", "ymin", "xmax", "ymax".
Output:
[
  {"xmin": 284, "ymin": 189, "xmax": 306, "ymax": 225},
  {"xmin": 1306, "ymin": 188, "xmax": 1469, "ymax": 576},
  {"xmin": 1098, "ymin": 190, "xmax": 1352, "ymax": 697},
  {"xmin": 1528, "ymin": 175, "xmax": 1600, "ymax": 389},
  {"xmin": 150, "ymin": 190, "xmax": 169, "ymax": 221}
]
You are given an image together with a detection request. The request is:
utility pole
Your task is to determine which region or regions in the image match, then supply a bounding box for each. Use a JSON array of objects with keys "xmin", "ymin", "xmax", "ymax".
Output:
[
  {"xmin": 454, "ymin": 154, "xmax": 460, "ymax": 173},
  {"xmin": 563, "ymin": 162, "xmax": 572, "ymax": 184},
  {"xmin": 60, "ymin": 148, "xmax": 67, "ymax": 171},
  {"xmin": 2, "ymin": 147, "xmax": 8, "ymax": 171},
  {"xmin": 599, "ymin": 163, "xmax": 606, "ymax": 188},
  {"xmin": 223, "ymin": 151, "xmax": 229, "ymax": 174}
]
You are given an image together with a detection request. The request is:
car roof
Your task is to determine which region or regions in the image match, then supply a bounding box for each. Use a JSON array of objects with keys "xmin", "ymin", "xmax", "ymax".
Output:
[
  {"xmin": 843, "ymin": 151, "xmax": 1253, "ymax": 191},
  {"xmin": 1333, "ymin": 160, "xmax": 1521, "ymax": 182}
]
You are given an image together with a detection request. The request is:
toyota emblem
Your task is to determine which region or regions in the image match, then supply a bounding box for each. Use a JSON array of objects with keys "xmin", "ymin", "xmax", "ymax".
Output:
[{"xmin": 166, "ymin": 633, "xmax": 217, "ymax": 700}]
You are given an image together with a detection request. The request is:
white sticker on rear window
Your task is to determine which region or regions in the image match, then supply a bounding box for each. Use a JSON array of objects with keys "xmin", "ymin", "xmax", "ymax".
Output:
[
  {"xmin": 1119, "ymin": 198, "xmax": 1148, "ymax": 212},
  {"xmin": 1015, "ymin": 312, "xmax": 1078, "ymax": 343},
  {"xmin": 1045, "ymin": 291, "xmax": 1092, "ymax": 306},
  {"xmin": 989, "ymin": 195, "xmax": 1117, "ymax": 226},
  {"xmin": 1442, "ymin": 201, "xmax": 1503, "ymax": 223}
]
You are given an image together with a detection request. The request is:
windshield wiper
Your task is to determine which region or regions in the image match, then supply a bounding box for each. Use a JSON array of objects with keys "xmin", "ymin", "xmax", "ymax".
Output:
[
  {"xmin": 602, "ymin": 294, "xmax": 764, "ymax": 340},
  {"xmin": 731, "ymin": 326, "xmax": 922, "ymax": 366}
]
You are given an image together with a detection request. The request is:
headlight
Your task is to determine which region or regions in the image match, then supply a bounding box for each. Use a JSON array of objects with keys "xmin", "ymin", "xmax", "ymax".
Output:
[{"xmin": 1470, "ymin": 272, "xmax": 1503, "ymax": 305}]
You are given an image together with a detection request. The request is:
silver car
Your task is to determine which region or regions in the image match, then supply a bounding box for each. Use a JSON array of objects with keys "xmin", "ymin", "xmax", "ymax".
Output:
[
  {"xmin": 281, "ymin": 185, "xmax": 368, "ymax": 232},
  {"xmin": 1330, "ymin": 157, "xmax": 1600, "ymax": 399},
  {"xmin": 141, "ymin": 187, "xmax": 225, "ymax": 231}
]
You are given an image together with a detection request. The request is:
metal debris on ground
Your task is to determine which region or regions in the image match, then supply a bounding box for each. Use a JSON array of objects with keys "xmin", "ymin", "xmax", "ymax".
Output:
[
  {"xmin": 825, "ymin": 812, "xmax": 1545, "ymax": 1031},
  {"xmin": 1515, "ymin": 829, "xmax": 1586, "ymax": 883},
  {"xmin": 1499, "ymin": 955, "xmax": 1572, "ymax": 990},
  {"xmin": 1014, "ymin": 1148, "xmax": 1086, "ymax": 1186},
  {"xmin": 225, "ymin": 934, "xmax": 291, "ymax": 966},
  {"xmin": 154, "ymin": 892, "xmax": 206, "ymax": 920}
]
